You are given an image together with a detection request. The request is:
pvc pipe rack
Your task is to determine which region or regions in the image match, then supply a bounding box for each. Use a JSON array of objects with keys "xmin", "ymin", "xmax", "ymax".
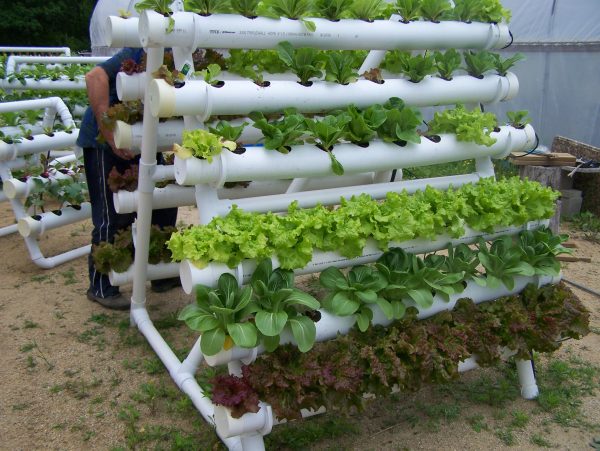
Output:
[
  {"xmin": 110, "ymin": 8, "xmax": 554, "ymax": 450},
  {"xmin": 149, "ymin": 74, "xmax": 518, "ymax": 119},
  {"xmin": 138, "ymin": 11, "xmax": 511, "ymax": 50},
  {"xmin": 0, "ymin": 46, "xmax": 71, "ymax": 56}
]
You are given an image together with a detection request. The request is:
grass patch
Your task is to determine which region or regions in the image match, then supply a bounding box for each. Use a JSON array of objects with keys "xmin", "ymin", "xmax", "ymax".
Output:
[
  {"xmin": 265, "ymin": 416, "xmax": 358, "ymax": 450},
  {"xmin": 530, "ymin": 433, "xmax": 553, "ymax": 447},
  {"xmin": 566, "ymin": 211, "xmax": 600, "ymax": 243}
]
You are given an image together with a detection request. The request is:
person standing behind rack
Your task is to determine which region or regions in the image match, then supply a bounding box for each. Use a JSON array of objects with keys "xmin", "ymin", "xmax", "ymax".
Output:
[{"xmin": 77, "ymin": 48, "xmax": 179, "ymax": 310}]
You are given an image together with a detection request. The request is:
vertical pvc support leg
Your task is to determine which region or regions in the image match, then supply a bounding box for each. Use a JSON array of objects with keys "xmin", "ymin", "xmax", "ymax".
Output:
[
  {"xmin": 239, "ymin": 433, "xmax": 266, "ymax": 451},
  {"xmin": 130, "ymin": 46, "xmax": 165, "ymax": 312},
  {"xmin": 516, "ymin": 359, "xmax": 539, "ymax": 399}
]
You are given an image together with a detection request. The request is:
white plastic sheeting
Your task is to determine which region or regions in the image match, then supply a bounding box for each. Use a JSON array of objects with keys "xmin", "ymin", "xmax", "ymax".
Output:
[{"xmin": 488, "ymin": 0, "xmax": 600, "ymax": 147}]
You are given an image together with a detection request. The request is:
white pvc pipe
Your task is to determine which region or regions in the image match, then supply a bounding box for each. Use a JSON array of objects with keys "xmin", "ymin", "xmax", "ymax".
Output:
[
  {"xmin": 5, "ymin": 56, "xmax": 107, "ymax": 76},
  {"xmin": 17, "ymin": 203, "xmax": 92, "ymax": 238},
  {"xmin": 114, "ymin": 185, "xmax": 195, "ymax": 213},
  {"xmin": 516, "ymin": 359, "xmax": 539, "ymax": 399},
  {"xmin": 106, "ymin": 16, "xmax": 142, "ymax": 48},
  {"xmin": 0, "ymin": 125, "xmax": 45, "ymax": 137},
  {"xmin": 114, "ymin": 119, "xmax": 264, "ymax": 152},
  {"xmin": 109, "ymin": 262, "xmax": 179, "ymax": 286},
  {"xmin": 0, "ymin": 131, "xmax": 78, "ymax": 161},
  {"xmin": 202, "ymin": 274, "xmax": 559, "ymax": 367},
  {"xmin": 0, "ymin": 79, "xmax": 87, "ymax": 91},
  {"xmin": 0, "ymin": 97, "xmax": 75, "ymax": 128},
  {"xmin": 179, "ymin": 220, "xmax": 549, "ymax": 294},
  {"xmin": 3, "ymin": 171, "xmax": 82, "ymax": 200},
  {"xmin": 0, "ymin": 46, "xmax": 71, "ymax": 56},
  {"xmin": 149, "ymin": 74, "xmax": 519, "ymax": 119},
  {"xmin": 139, "ymin": 11, "xmax": 510, "ymax": 50},
  {"xmin": 214, "ymin": 403, "xmax": 273, "ymax": 439},
  {"xmin": 116, "ymin": 72, "xmax": 146, "ymax": 102},
  {"xmin": 227, "ymin": 173, "xmax": 481, "ymax": 215},
  {"xmin": 24, "ymin": 235, "xmax": 91, "ymax": 269},
  {"xmin": 175, "ymin": 126, "xmax": 534, "ymax": 185}
]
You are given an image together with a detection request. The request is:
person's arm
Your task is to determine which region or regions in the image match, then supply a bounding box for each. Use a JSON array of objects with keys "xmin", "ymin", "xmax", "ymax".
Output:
[{"xmin": 85, "ymin": 66, "xmax": 134, "ymax": 160}]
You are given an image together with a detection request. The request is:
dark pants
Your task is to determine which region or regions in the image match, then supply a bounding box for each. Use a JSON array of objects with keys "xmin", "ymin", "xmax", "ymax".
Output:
[{"xmin": 83, "ymin": 145, "xmax": 177, "ymax": 298}]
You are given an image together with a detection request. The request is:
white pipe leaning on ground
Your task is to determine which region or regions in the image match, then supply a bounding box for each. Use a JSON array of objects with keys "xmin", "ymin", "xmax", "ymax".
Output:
[
  {"xmin": 180, "ymin": 220, "xmax": 550, "ymax": 294},
  {"xmin": 149, "ymin": 74, "xmax": 519, "ymax": 119},
  {"xmin": 138, "ymin": 11, "xmax": 510, "ymax": 50},
  {"xmin": 0, "ymin": 46, "xmax": 71, "ymax": 56},
  {"xmin": 175, "ymin": 125, "xmax": 535, "ymax": 185}
]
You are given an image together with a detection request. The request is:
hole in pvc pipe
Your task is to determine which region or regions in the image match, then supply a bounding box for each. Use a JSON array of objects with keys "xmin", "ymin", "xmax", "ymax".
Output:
[
  {"xmin": 173, "ymin": 81, "xmax": 186, "ymax": 89},
  {"xmin": 52, "ymin": 209, "xmax": 63, "ymax": 216},
  {"xmin": 298, "ymin": 81, "xmax": 313, "ymax": 87},
  {"xmin": 212, "ymin": 81, "xmax": 225, "ymax": 88},
  {"xmin": 355, "ymin": 142, "xmax": 370, "ymax": 148},
  {"xmin": 255, "ymin": 80, "xmax": 271, "ymax": 88},
  {"xmin": 393, "ymin": 140, "xmax": 408, "ymax": 147},
  {"xmin": 32, "ymin": 215, "xmax": 42, "ymax": 221},
  {"xmin": 471, "ymin": 74, "xmax": 485, "ymax": 80},
  {"xmin": 25, "ymin": 136, "xmax": 34, "ymax": 141},
  {"xmin": 425, "ymin": 135, "xmax": 441, "ymax": 143},
  {"xmin": 493, "ymin": 127, "xmax": 501, "ymax": 133},
  {"xmin": 329, "ymin": 19, "xmax": 341, "ymax": 22},
  {"xmin": 305, "ymin": 310, "xmax": 321, "ymax": 322},
  {"xmin": 232, "ymin": 147, "xmax": 246, "ymax": 155},
  {"xmin": 71, "ymin": 205, "xmax": 82, "ymax": 211},
  {"xmin": 45, "ymin": 132, "xmax": 55, "ymax": 137}
]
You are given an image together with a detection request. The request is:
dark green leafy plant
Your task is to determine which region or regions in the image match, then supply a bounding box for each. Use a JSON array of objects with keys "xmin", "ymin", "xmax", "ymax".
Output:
[
  {"xmin": 229, "ymin": 0, "xmax": 259, "ymax": 16},
  {"xmin": 208, "ymin": 120, "xmax": 248, "ymax": 143},
  {"xmin": 184, "ymin": 0, "xmax": 231, "ymax": 14},
  {"xmin": 249, "ymin": 109, "xmax": 308, "ymax": 154},
  {"xmin": 194, "ymin": 63, "xmax": 223, "ymax": 86},
  {"xmin": 469, "ymin": 0, "xmax": 511, "ymax": 23},
  {"xmin": 506, "ymin": 110, "xmax": 531, "ymax": 129},
  {"xmin": 349, "ymin": 0, "xmax": 388, "ymax": 21},
  {"xmin": 134, "ymin": 0, "xmax": 175, "ymax": 32},
  {"xmin": 258, "ymin": 0, "xmax": 316, "ymax": 30},
  {"xmin": 419, "ymin": 0, "xmax": 451, "ymax": 22},
  {"xmin": 92, "ymin": 228, "xmax": 134, "ymax": 274},
  {"xmin": 424, "ymin": 243, "xmax": 480, "ymax": 283},
  {"xmin": 178, "ymin": 273, "xmax": 258, "ymax": 356},
  {"xmin": 225, "ymin": 49, "xmax": 264, "ymax": 84},
  {"xmin": 396, "ymin": 52, "xmax": 437, "ymax": 83},
  {"xmin": 344, "ymin": 104, "xmax": 387, "ymax": 145},
  {"xmin": 517, "ymin": 228, "xmax": 571, "ymax": 276},
  {"xmin": 324, "ymin": 51, "xmax": 359, "ymax": 84},
  {"xmin": 276, "ymin": 41, "xmax": 324, "ymax": 85},
  {"xmin": 463, "ymin": 50, "xmax": 496, "ymax": 78},
  {"xmin": 305, "ymin": 113, "xmax": 352, "ymax": 175},
  {"xmin": 376, "ymin": 97, "xmax": 422, "ymax": 144},
  {"xmin": 320, "ymin": 266, "xmax": 391, "ymax": 332},
  {"xmin": 476, "ymin": 235, "xmax": 536, "ymax": 290},
  {"xmin": 493, "ymin": 53, "xmax": 525, "ymax": 76},
  {"xmin": 315, "ymin": 0, "xmax": 353, "ymax": 20},
  {"xmin": 451, "ymin": 0, "xmax": 481, "ymax": 22},
  {"xmin": 394, "ymin": 0, "xmax": 421, "ymax": 22},
  {"xmin": 251, "ymin": 259, "xmax": 320, "ymax": 352},
  {"xmin": 434, "ymin": 49, "xmax": 462, "ymax": 81}
]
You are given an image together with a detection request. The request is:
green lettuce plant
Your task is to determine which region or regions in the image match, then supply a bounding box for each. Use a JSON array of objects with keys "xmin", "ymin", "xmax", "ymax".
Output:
[
  {"xmin": 343, "ymin": 104, "xmax": 387, "ymax": 145},
  {"xmin": 249, "ymin": 109, "xmax": 308, "ymax": 153},
  {"xmin": 349, "ymin": 0, "xmax": 388, "ymax": 21},
  {"xmin": 506, "ymin": 110, "xmax": 531, "ymax": 129},
  {"xmin": 315, "ymin": 0, "xmax": 353, "ymax": 20},
  {"xmin": 229, "ymin": 0, "xmax": 259, "ymax": 16},
  {"xmin": 517, "ymin": 228, "xmax": 571, "ymax": 276},
  {"xmin": 173, "ymin": 129, "xmax": 236, "ymax": 161},
  {"xmin": 324, "ymin": 51, "xmax": 359, "ymax": 84},
  {"xmin": 427, "ymin": 104, "xmax": 498, "ymax": 146},
  {"xmin": 493, "ymin": 53, "xmax": 525, "ymax": 76},
  {"xmin": 305, "ymin": 113, "xmax": 352, "ymax": 174},
  {"xmin": 394, "ymin": 0, "xmax": 421, "ymax": 22},
  {"xmin": 419, "ymin": 0, "xmax": 451, "ymax": 22},
  {"xmin": 433, "ymin": 49, "xmax": 462, "ymax": 81},
  {"xmin": 320, "ymin": 266, "xmax": 391, "ymax": 332},
  {"xmin": 376, "ymin": 97, "xmax": 422, "ymax": 144},
  {"xmin": 134, "ymin": 0, "xmax": 175, "ymax": 32},
  {"xmin": 251, "ymin": 259, "xmax": 320, "ymax": 352},
  {"xmin": 276, "ymin": 41, "xmax": 324, "ymax": 85},
  {"xmin": 208, "ymin": 120, "xmax": 248, "ymax": 144},
  {"xmin": 463, "ymin": 50, "xmax": 496, "ymax": 78},
  {"xmin": 258, "ymin": 0, "xmax": 316, "ymax": 30},
  {"xmin": 184, "ymin": 0, "xmax": 231, "ymax": 14},
  {"xmin": 178, "ymin": 273, "xmax": 258, "ymax": 356}
]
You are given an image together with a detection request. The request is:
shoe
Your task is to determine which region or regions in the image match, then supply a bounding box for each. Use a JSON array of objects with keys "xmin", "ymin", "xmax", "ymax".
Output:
[
  {"xmin": 86, "ymin": 289, "xmax": 130, "ymax": 310},
  {"xmin": 151, "ymin": 277, "xmax": 181, "ymax": 293}
]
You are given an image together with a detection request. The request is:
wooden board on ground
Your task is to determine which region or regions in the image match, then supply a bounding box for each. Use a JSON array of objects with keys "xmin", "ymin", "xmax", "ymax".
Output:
[{"xmin": 509, "ymin": 152, "xmax": 577, "ymax": 166}]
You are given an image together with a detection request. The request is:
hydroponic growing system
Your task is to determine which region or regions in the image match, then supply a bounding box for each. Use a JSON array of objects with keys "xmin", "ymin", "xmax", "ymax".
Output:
[{"xmin": 108, "ymin": 6, "xmax": 559, "ymax": 450}]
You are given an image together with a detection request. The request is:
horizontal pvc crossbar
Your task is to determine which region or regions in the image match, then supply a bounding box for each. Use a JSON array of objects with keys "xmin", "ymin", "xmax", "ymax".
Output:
[
  {"xmin": 0, "ymin": 46, "xmax": 71, "ymax": 55},
  {"xmin": 17, "ymin": 203, "xmax": 92, "ymax": 238},
  {"xmin": 138, "ymin": 11, "xmax": 510, "ymax": 50},
  {"xmin": 0, "ymin": 79, "xmax": 86, "ymax": 91},
  {"xmin": 202, "ymin": 272, "xmax": 558, "ymax": 367},
  {"xmin": 4, "ymin": 56, "xmax": 107, "ymax": 76},
  {"xmin": 109, "ymin": 262, "xmax": 180, "ymax": 286},
  {"xmin": 175, "ymin": 126, "xmax": 534, "ymax": 185},
  {"xmin": 113, "ymin": 119, "xmax": 263, "ymax": 152},
  {"xmin": 180, "ymin": 220, "xmax": 549, "ymax": 295},
  {"xmin": 0, "ymin": 97, "xmax": 75, "ymax": 129},
  {"xmin": 149, "ymin": 73, "xmax": 518, "ymax": 119},
  {"xmin": 115, "ymin": 172, "xmax": 378, "ymax": 214},
  {"xmin": 0, "ymin": 131, "xmax": 79, "ymax": 161}
]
